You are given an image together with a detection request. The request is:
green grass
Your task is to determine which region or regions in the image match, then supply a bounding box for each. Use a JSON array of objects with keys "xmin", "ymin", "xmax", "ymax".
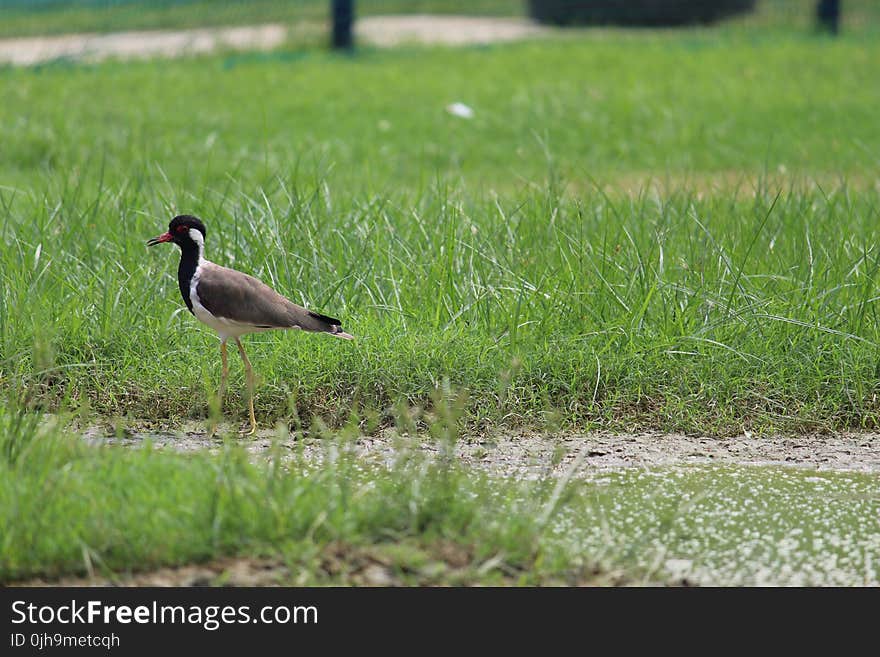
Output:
[
  {"xmin": 3, "ymin": 403, "xmax": 877, "ymax": 584},
  {"xmin": 3, "ymin": 5, "xmax": 880, "ymax": 588},
  {"xmin": 0, "ymin": 402, "xmax": 601, "ymax": 584},
  {"xmin": 2, "ymin": 34, "xmax": 880, "ymax": 434}
]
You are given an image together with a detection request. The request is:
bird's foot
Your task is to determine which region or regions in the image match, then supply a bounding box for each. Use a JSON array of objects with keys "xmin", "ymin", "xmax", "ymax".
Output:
[{"xmin": 240, "ymin": 423, "xmax": 257, "ymax": 437}]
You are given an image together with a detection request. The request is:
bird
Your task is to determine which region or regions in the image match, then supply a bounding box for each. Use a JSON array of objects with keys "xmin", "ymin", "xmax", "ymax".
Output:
[{"xmin": 147, "ymin": 214, "xmax": 353, "ymax": 435}]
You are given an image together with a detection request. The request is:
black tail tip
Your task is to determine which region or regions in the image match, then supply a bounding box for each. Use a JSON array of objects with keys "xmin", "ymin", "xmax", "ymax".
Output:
[{"xmin": 308, "ymin": 310, "xmax": 341, "ymax": 325}]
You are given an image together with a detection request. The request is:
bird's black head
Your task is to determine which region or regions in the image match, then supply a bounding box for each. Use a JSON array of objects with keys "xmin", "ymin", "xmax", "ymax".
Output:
[{"xmin": 147, "ymin": 215, "xmax": 207, "ymax": 249}]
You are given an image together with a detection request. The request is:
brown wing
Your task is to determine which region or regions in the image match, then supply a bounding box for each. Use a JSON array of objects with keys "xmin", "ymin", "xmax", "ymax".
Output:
[{"xmin": 196, "ymin": 261, "xmax": 345, "ymax": 334}]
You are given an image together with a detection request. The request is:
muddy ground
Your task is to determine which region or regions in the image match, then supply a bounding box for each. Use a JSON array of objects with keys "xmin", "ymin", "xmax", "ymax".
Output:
[{"xmin": 83, "ymin": 425, "xmax": 880, "ymax": 477}]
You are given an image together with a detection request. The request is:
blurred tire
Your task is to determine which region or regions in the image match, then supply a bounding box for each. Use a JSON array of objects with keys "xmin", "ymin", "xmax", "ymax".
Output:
[{"xmin": 527, "ymin": 0, "xmax": 757, "ymax": 26}]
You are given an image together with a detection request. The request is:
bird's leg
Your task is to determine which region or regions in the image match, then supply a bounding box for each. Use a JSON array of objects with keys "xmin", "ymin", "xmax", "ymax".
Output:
[
  {"xmin": 235, "ymin": 338, "xmax": 257, "ymax": 436},
  {"xmin": 208, "ymin": 339, "xmax": 229, "ymax": 437},
  {"xmin": 219, "ymin": 339, "xmax": 229, "ymax": 407}
]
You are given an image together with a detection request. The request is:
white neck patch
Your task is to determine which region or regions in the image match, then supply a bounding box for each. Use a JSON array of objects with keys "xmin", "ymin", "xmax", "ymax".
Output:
[{"xmin": 189, "ymin": 228, "xmax": 205, "ymax": 260}]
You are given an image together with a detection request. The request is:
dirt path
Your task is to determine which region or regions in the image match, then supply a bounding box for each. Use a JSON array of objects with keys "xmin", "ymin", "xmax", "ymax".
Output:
[
  {"xmin": 357, "ymin": 15, "xmax": 548, "ymax": 47},
  {"xmin": 0, "ymin": 24, "xmax": 289, "ymax": 66},
  {"xmin": 85, "ymin": 426, "xmax": 880, "ymax": 478},
  {"xmin": 0, "ymin": 16, "xmax": 548, "ymax": 66}
]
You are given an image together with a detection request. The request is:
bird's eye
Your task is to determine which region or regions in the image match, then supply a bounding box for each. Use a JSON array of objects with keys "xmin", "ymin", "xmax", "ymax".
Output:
[{"xmin": 176, "ymin": 225, "xmax": 187, "ymax": 234}]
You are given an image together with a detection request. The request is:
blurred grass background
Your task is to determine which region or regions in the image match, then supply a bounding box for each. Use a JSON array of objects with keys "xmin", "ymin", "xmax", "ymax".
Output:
[{"xmin": 0, "ymin": 1, "xmax": 877, "ymax": 38}]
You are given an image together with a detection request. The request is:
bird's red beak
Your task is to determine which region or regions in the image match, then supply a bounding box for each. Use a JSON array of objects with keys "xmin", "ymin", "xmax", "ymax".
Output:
[{"xmin": 147, "ymin": 232, "xmax": 173, "ymax": 246}]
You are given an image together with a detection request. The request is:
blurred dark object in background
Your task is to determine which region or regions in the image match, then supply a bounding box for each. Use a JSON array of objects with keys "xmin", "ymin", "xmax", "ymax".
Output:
[
  {"xmin": 816, "ymin": 0, "xmax": 840, "ymax": 33},
  {"xmin": 332, "ymin": 0, "xmax": 354, "ymax": 49},
  {"xmin": 528, "ymin": 0, "xmax": 757, "ymax": 26}
]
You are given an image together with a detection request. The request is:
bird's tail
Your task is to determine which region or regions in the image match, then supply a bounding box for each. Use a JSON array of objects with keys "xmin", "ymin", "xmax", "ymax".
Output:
[{"xmin": 308, "ymin": 311, "xmax": 355, "ymax": 340}]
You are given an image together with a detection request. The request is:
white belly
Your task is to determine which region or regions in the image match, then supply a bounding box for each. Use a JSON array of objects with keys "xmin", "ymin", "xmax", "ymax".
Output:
[{"xmin": 191, "ymin": 301, "xmax": 268, "ymax": 340}]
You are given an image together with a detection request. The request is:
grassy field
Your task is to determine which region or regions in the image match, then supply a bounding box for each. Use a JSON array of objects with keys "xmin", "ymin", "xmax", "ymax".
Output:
[
  {"xmin": 2, "ymin": 17, "xmax": 880, "ymax": 584},
  {"xmin": 3, "ymin": 401, "xmax": 878, "ymax": 585},
  {"xmin": 2, "ymin": 33, "xmax": 880, "ymax": 435},
  {"xmin": 0, "ymin": 404, "xmax": 880, "ymax": 586},
  {"xmin": 0, "ymin": 401, "xmax": 602, "ymax": 585}
]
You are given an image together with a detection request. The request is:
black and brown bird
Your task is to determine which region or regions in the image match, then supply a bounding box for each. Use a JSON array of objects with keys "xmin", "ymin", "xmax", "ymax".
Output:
[{"xmin": 148, "ymin": 214, "xmax": 353, "ymax": 434}]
